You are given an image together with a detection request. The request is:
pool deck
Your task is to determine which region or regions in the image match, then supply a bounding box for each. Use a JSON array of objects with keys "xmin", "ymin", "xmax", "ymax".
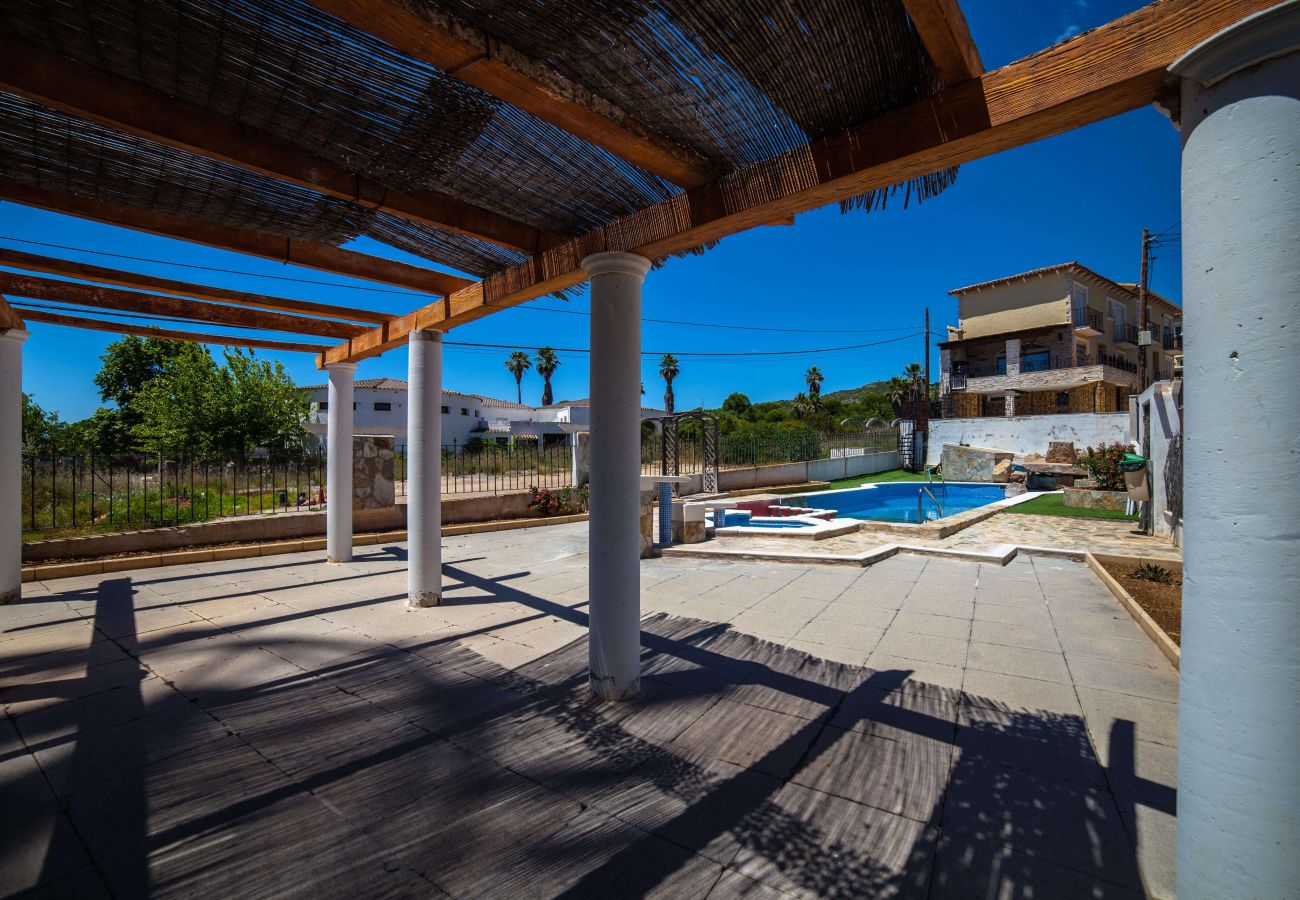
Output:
[
  {"xmin": 682, "ymin": 508, "xmax": 1181, "ymax": 564},
  {"xmin": 3, "ymin": 521, "xmax": 1177, "ymax": 898}
]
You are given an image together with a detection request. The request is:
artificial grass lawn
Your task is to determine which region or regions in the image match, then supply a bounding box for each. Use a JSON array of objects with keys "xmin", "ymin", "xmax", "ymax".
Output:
[
  {"xmin": 825, "ymin": 469, "xmax": 928, "ymax": 489},
  {"xmin": 1001, "ymin": 492, "xmax": 1138, "ymax": 520}
]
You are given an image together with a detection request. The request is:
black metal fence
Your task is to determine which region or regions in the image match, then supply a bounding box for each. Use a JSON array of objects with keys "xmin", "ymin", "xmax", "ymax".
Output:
[
  {"xmin": 22, "ymin": 447, "xmax": 326, "ymax": 538},
  {"xmin": 640, "ymin": 427, "xmax": 896, "ymax": 475},
  {"xmin": 395, "ymin": 439, "xmax": 574, "ymax": 498}
]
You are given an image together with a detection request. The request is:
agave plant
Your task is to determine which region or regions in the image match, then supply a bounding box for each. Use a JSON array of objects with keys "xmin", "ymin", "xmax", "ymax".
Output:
[{"xmin": 1131, "ymin": 562, "xmax": 1176, "ymax": 584}]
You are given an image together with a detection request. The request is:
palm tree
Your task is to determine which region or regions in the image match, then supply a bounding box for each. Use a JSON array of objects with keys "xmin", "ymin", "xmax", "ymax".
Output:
[
  {"xmin": 804, "ymin": 366, "xmax": 825, "ymax": 401},
  {"xmin": 658, "ymin": 354, "xmax": 680, "ymax": 413},
  {"xmin": 886, "ymin": 376, "xmax": 909, "ymax": 417},
  {"xmin": 535, "ymin": 346, "xmax": 560, "ymax": 405},
  {"xmin": 504, "ymin": 351, "xmax": 532, "ymax": 404},
  {"xmin": 903, "ymin": 362, "xmax": 923, "ymax": 416},
  {"xmin": 792, "ymin": 391, "xmax": 813, "ymax": 420}
]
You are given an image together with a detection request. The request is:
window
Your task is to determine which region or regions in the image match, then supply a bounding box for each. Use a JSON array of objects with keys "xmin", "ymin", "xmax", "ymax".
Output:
[
  {"xmin": 460, "ymin": 407, "xmax": 469, "ymax": 416},
  {"xmin": 318, "ymin": 401, "xmax": 329, "ymax": 411},
  {"xmin": 1056, "ymin": 392, "xmax": 1070, "ymax": 408},
  {"xmin": 374, "ymin": 402, "xmax": 391, "ymax": 412},
  {"xmin": 996, "ymin": 356, "xmax": 1007, "ymax": 375},
  {"xmin": 440, "ymin": 405, "xmax": 449, "ymax": 414},
  {"xmin": 1071, "ymin": 283, "xmax": 1089, "ymax": 319},
  {"xmin": 1021, "ymin": 350, "xmax": 1050, "ymax": 372},
  {"xmin": 352, "ymin": 402, "xmax": 357, "ymax": 410}
]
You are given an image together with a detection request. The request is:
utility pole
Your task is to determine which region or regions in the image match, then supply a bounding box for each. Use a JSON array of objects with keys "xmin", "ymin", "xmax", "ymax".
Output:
[
  {"xmin": 1138, "ymin": 227, "xmax": 1151, "ymax": 390},
  {"xmin": 923, "ymin": 307, "xmax": 931, "ymax": 425}
]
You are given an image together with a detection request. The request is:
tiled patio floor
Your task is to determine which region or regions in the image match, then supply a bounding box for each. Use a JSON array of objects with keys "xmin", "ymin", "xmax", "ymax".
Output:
[{"xmin": 2, "ymin": 522, "xmax": 1177, "ymax": 898}]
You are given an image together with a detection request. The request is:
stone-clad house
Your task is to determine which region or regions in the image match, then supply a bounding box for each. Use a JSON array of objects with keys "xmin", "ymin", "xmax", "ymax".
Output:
[{"xmin": 939, "ymin": 263, "xmax": 1183, "ymax": 418}]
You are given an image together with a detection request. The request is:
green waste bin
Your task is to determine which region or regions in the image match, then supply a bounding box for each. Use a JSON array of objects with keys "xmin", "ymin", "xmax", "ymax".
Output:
[{"xmin": 1120, "ymin": 453, "xmax": 1150, "ymax": 501}]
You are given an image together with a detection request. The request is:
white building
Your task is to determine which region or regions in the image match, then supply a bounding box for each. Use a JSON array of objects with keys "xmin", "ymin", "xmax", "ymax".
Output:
[{"xmin": 300, "ymin": 377, "xmax": 665, "ymax": 448}]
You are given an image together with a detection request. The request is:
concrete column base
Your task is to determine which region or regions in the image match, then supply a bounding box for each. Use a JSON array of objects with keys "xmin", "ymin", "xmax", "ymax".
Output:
[
  {"xmin": 406, "ymin": 590, "xmax": 442, "ymax": 609},
  {"xmin": 589, "ymin": 673, "xmax": 641, "ymax": 702}
]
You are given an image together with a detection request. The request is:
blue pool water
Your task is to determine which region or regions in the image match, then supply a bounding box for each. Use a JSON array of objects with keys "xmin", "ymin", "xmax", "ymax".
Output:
[
  {"xmin": 714, "ymin": 510, "xmax": 819, "ymax": 529},
  {"xmin": 793, "ymin": 482, "xmax": 1009, "ymax": 524}
]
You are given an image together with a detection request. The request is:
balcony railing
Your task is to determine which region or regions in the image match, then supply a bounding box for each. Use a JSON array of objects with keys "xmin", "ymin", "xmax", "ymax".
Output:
[
  {"xmin": 1162, "ymin": 330, "xmax": 1183, "ymax": 350},
  {"xmin": 954, "ymin": 352, "xmax": 1137, "ymax": 383},
  {"xmin": 1113, "ymin": 322, "xmax": 1139, "ymax": 344},
  {"xmin": 1073, "ymin": 305, "xmax": 1104, "ymax": 332}
]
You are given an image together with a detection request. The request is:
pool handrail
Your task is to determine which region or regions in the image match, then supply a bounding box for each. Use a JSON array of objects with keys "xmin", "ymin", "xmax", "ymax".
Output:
[{"xmin": 918, "ymin": 485, "xmax": 944, "ymax": 522}]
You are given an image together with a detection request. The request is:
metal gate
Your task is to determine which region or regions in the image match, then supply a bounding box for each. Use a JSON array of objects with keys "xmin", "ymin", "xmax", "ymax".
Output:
[
  {"xmin": 655, "ymin": 411, "xmax": 720, "ymax": 494},
  {"xmin": 897, "ymin": 419, "xmax": 917, "ymax": 470}
]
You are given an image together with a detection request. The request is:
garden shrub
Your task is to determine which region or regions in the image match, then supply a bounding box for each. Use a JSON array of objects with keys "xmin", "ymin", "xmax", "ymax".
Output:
[{"xmin": 1077, "ymin": 442, "xmax": 1135, "ymax": 491}]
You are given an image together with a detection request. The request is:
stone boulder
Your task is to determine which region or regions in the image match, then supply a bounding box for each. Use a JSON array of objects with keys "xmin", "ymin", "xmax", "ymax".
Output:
[
  {"xmin": 1046, "ymin": 441, "xmax": 1077, "ymax": 463},
  {"xmin": 1024, "ymin": 452, "xmax": 1046, "ymax": 463},
  {"xmin": 1004, "ymin": 481, "xmax": 1027, "ymax": 497},
  {"xmin": 991, "ymin": 459, "xmax": 1012, "ymax": 483},
  {"xmin": 941, "ymin": 444, "xmax": 1015, "ymax": 483}
]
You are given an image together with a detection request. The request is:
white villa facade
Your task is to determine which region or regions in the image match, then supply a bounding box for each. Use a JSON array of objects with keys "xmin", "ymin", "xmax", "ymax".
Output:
[{"xmin": 300, "ymin": 377, "xmax": 665, "ymax": 447}]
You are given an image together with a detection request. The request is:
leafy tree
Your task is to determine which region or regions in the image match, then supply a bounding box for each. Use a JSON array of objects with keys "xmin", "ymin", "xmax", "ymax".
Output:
[
  {"xmin": 721, "ymin": 392, "xmax": 752, "ymax": 416},
  {"xmin": 804, "ymin": 366, "xmax": 825, "ymax": 401},
  {"xmin": 535, "ymin": 346, "xmax": 560, "ymax": 406},
  {"xmin": 658, "ymin": 353, "xmax": 680, "ymax": 413},
  {"xmin": 94, "ymin": 337, "xmax": 205, "ymax": 439},
  {"xmin": 132, "ymin": 348, "xmax": 308, "ymax": 458},
  {"xmin": 504, "ymin": 351, "xmax": 532, "ymax": 405},
  {"xmin": 21, "ymin": 393, "xmax": 63, "ymax": 449}
]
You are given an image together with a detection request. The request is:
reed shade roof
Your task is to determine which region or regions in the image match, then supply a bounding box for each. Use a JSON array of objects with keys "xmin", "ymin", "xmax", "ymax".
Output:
[
  {"xmin": 0, "ymin": 92, "xmax": 526, "ymax": 278},
  {"xmin": 0, "ymin": 0, "xmax": 955, "ymax": 277}
]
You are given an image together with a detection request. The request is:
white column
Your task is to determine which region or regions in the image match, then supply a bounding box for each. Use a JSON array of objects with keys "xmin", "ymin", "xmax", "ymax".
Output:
[
  {"xmin": 1172, "ymin": 6, "xmax": 1300, "ymax": 897},
  {"xmin": 325, "ymin": 362, "xmax": 356, "ymax": 563},
  {"xmin": 582, "ymin": 251, "xmax": 651, "ymax": 701},
  {"xmin": 0, "ymin": 330, "xmax": 28, "ymax": 604},
  {"xmin": 407, "ymin": 330, "xmax": 442, "ymax": 608}
]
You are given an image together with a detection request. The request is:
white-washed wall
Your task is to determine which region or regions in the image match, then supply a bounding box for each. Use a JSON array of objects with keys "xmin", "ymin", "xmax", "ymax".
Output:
[{"xmin": 925, "ymin": 413, "xmax": 1131, "ymax": 465}]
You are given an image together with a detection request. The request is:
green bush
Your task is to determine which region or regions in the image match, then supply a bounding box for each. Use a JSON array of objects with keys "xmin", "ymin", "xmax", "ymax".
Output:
[{"xmin": 1077, "ymin": 442, "xmax": 1134, "ymax": 492}]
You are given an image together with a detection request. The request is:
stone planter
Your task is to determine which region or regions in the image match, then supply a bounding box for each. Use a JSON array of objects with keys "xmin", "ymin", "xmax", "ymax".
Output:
[{"xmin": 1062, "ymin": 486, "xmax": 1128, "ymax": 511}]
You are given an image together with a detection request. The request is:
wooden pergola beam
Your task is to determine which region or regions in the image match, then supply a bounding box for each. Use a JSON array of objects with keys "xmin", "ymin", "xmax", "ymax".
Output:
[
  {"xmin": 0, "ymin": 36, "xmax": 554, "ymax": 256},
  {"xmin": 0, "ymin": 180, "xmax": 471, "ymax": 296},
  {"xmin": 15, "ymin": 308, "xmax": 329, "ymax": 354},
  {"xmin": 0, "ymin": 273, "xmax": 366, "ymax": 340},
  {"xmin": 310, "ymin": 0, "xmax": 716, "ymax": 189},
  {"xmin": 322, "ymin": 0, "xmax": 1269, "ymax": 366},
  {"xmin": 903, "ymin": 0, "xmax": 984, "ymax": 84},
  {"xmin": 0, "ymin": 248, "xmax": 390, "ymax": 325}
]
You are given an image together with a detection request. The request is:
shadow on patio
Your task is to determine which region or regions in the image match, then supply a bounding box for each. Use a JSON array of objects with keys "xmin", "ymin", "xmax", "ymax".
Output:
[{"xmin": 0, "ymin": 558, "xmax": 1170, "ymax": 897}]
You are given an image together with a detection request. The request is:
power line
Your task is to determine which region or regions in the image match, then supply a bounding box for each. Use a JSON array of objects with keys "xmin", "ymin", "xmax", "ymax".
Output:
[
  {"xmin": 13, "ymin": 298, "xmax": 920, "ymax": 358},
  {"xmin": 514, "ymin": 304, "xmax": 921, "ymax": 335},
  {"xmin": 0, "ymin": 234, "xmax": 434, "ymax": 297},
  {"xmin": 443, "ymin": 332, "xmax": 923, "ymax": 359},
  {"xmin": 0, "ymin": 235, "xmax": 926, "ymax": 336}
]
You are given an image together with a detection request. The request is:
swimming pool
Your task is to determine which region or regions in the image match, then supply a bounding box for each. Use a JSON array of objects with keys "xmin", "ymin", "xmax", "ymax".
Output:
[{"xmin": 791, "ymin": 482, "xmax": 1011, "ymax": 524}]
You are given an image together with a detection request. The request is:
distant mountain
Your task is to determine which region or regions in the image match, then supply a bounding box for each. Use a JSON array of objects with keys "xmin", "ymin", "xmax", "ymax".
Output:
[{"xmin": 820, "ymin": 379, "xmax": 895, "ymax": 403}]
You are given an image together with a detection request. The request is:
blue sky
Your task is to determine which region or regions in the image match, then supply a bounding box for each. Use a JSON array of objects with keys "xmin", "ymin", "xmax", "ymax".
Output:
[{"xmin": 8, "ymin": 0, "xmax": 1182, "ymax": 421}]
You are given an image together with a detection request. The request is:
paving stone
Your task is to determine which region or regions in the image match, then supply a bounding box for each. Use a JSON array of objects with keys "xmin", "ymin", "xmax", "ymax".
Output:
[
  {"xmin": 1066, "ymin": 654, "xmax": 1179, "ymax": 703},
  {"xmin": 671, "ymin": 701, "xmax": 817, "ymax": 780},
  {"xmin": 793, "ymin": 618, "xmax": 884, "ymax": 653},
  {"xmin": 790, "ymin": 725, "xmax": 953, "ymax": 823},
  {"xmin": 731, "ymin": 781, "xmax": 936, "ymax": 898},
  {"xmin": 965, "ymin": 641, "xmax": 1072, "ymax": 684},
  {"xmin": 929, "ymin": 832, "xmax": 1143, "ymax": 899},
  {"xmin": 0, "ymin": 802, "xmax": 96, "ymax": 894},
  {"xmin": 1078, "ymin": 687, "xmax": 1179, "ymax": 750},
  {"xmin": 961, "ymin": 668, "xmax": 1084, "ymax": 718},
  {"xmin": 890, "ymin": 611, "xmax": 971, "ymax": 639},
  {"xmin": 865, "ymin": 652, "xmax": 965, "ymax": 696},
  {"xmin": 873, "ymin": 629, "xmax": 968, "ymax": 668},
  {"xmin": 968, "ymin": 619, "xmax": 1060, "ymax": 653},
  {"xmin": 940, "ymin": 761, "xmax": 1142, "ymax": 892}
]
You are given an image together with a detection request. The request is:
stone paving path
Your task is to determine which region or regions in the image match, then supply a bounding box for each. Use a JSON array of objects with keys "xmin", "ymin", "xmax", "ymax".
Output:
[{"xmin": 2, "ymin": 522, "xmax": 1176, "ymax": 898}]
